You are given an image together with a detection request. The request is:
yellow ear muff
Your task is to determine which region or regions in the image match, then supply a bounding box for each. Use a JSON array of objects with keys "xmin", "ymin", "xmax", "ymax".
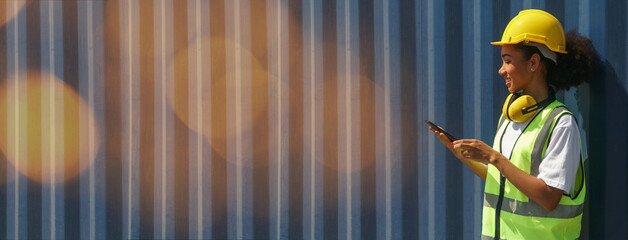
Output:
[{"xmin": 502, "ymin": 93, "xmax": 538, "ymax": 122}]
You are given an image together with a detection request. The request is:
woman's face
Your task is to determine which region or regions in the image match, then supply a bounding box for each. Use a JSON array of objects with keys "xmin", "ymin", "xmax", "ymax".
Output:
[{"xmin": 498, "ymin": 45, "xmax": 533, "ymax": 93}]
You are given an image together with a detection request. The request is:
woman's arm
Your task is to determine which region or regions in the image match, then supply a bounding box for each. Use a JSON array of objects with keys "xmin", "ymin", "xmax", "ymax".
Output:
[
  {"xmin": 453, "ymin": 139, "xmax": 563, "ymax": 211},
  {"xmin": 429, "ymin": 127, "xmax": 488, "ymax": 180}
]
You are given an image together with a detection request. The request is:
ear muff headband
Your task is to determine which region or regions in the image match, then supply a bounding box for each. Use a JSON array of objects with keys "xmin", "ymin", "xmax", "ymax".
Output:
[{"xmin": 502, "ymin": 90, "xmax": 556, "ymax": 122}]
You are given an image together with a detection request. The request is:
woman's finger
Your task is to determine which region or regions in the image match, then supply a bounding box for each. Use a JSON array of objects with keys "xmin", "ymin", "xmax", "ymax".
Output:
[
  {"xmin": 453, "ymin": 140, "xmax": 485, "ymax": 150},
  {"xmin": 451, "ymin": 141, "xmax": 465, "ymax": 151},
  {"xmin": 430, "ymin": 128, "xmax": 453, "ymax": 145}
]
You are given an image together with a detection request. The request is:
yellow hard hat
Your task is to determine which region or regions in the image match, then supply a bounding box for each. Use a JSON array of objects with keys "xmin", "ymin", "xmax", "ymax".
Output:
[{"xmin": 491, "ymin": 9, "xmax": 567, "ymax": 54}]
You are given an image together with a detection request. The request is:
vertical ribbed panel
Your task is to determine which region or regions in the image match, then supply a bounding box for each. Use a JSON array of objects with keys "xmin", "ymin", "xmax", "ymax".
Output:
[{"xmin": 0, "ymin": 0, "xmax": 625, "ymax": 239}]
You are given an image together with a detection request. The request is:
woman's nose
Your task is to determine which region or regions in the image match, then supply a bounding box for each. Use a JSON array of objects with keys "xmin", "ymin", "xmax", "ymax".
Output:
[{"xmin": 498, "ymin": 64, "xmax": 506, "ymax": 76}]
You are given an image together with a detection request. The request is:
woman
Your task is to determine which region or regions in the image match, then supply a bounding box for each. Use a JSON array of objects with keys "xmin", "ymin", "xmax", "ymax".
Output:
[{"xmin": 429, "ymin": 9, "xmax": 599, "ymax": 239}]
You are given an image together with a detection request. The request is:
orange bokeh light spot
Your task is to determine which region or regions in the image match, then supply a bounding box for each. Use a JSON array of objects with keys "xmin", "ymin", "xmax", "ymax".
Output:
[
  {"xmin": 0, "ymin": 71, "xmax": 100, "ymax": 184},
  {"xmin": 167, "ymin": 37, "xmax": 274, "ymax": 167},
  {"xmin": 0, "ymin": 0, "xmax": 27, "ymax": 28}
]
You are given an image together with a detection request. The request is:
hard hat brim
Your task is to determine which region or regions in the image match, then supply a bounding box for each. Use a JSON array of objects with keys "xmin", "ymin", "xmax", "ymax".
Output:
[{"xmin": 490, "ymin": 40, "xmax": 568, "ymax": 54}]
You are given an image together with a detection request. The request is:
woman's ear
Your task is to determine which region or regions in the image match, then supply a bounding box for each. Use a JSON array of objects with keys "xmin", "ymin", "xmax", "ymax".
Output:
[{"xmin": 529, "ymin": 53, "xmax": 541, "ymax": 71}]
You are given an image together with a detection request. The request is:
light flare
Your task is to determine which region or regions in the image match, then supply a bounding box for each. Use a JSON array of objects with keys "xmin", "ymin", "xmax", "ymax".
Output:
[{"xmin": 0, "ymin": 71, "xmax": 101, "ymax": 184}]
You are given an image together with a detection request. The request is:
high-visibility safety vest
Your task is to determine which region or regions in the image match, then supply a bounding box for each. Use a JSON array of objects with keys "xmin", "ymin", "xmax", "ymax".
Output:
[{"xmin": 482, "ymin": 101, "xmax": 586, "ymax": 240}]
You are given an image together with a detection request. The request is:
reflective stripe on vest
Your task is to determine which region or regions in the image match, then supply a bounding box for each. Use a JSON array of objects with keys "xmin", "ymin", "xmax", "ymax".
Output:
[
  {"xmin": 482, "ymin": 235, "xmax": 581, "ymax": 240},
  {"xmin": 482, "ymin": 101, "xmax": 586, "ymax": 239},
  {"xmin": 484, "ymin": 192, "xmax": 583, "ymax": 219}
]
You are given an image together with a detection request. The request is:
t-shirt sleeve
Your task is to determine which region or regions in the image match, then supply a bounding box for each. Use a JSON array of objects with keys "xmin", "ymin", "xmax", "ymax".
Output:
[{"xmin": 537, "ymin": 115, "xmax": 581, "ymax": 195}]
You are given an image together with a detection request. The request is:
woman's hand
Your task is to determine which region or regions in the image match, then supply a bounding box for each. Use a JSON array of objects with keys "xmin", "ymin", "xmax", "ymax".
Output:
[
  {"xmin": 428, "ymin": 127, "xmax": 488, "ymax": 180},
  {"xmin": 451, "ymin": 139, "xmax": 506, "ymax": 165},
  {"xmin": 428, "ymin": 127, "xmax": 463, "ymax": 158}
]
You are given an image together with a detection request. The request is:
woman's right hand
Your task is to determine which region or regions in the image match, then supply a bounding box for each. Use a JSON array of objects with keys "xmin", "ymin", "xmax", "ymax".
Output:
[
  {"xmin": 428, "ymin": 126, "xmax": 463, "ymax": 159},
  {"xmin": 428, "ymin": 126, "xmax": 488, "ymax": 180}
]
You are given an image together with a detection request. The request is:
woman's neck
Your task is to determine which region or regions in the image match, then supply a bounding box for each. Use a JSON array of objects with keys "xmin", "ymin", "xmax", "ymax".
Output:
[
  {"xmin": 523, "ymin": 86, "xmax": 548, "ymax": 102},
  {"xmin": 523, "ymin": 72, "xmax": 549, "ymax": 102}
]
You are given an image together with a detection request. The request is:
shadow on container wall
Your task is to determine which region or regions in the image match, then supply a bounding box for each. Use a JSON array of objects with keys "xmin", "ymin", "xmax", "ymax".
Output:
[{"xmin": 586, "ymin": 59, "xmax": 628, "ymax": 239}]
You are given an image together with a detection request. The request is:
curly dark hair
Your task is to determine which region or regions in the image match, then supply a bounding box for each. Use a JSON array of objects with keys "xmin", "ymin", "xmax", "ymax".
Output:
[{"xmin": 515, "ymin": 30, "xmax": 601, "ymax": 90}]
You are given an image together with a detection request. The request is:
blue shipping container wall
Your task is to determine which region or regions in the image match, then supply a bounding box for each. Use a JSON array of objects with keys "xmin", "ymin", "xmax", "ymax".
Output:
[{"xmin": 0, "ymin": 0, "xmax": 626, "ymax": 239}]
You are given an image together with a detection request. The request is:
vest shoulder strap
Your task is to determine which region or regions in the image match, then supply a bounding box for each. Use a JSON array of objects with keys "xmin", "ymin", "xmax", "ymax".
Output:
[
  {"xmin": 530, "ymin": 105, "xmax": 568, "ymax": 176},
  {"xmin": 497, "ymin": 114, "xmax": 506, "ymax": 131},
  {"xmin": 529, "ymin": 105, "xmax": 585, "ymax": 200}
]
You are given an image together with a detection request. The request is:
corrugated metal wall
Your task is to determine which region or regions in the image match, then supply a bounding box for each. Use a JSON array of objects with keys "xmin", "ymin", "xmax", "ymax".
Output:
[{"xmin": 0, "ymin": 0, "xmax": 625, "ymax": 239}]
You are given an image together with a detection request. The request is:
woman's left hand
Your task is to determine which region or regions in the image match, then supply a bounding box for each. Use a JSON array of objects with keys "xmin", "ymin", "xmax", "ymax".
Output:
[{"xmin": 451, "ymin": 139, "xmax": 505, "ymax": 165}]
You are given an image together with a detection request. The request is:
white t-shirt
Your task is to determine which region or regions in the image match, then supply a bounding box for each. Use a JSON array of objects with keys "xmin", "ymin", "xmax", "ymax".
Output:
[{"xmin": 500, "ymin": 114, "xmax": 581, "ymax": 195}]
